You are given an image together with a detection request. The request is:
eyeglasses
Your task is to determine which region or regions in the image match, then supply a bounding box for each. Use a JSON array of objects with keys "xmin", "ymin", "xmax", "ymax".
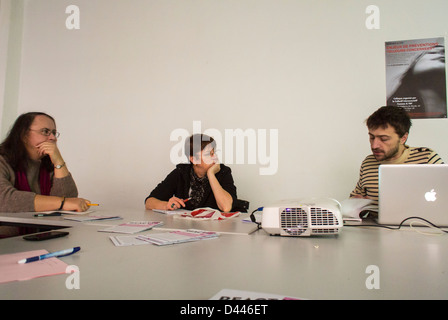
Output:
[{"xmin": 29, "ymin": 128, "xmax": 60, "ymax": 138}]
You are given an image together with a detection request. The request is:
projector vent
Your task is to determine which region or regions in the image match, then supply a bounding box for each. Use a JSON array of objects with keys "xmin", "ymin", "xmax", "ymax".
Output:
[
  {"xmin": 280, "ymin": 207, "xmax": 308, "ymax": 236},
  {"xmin": 310, "ymin": 207, "xmax": 340, "ymax": 226},
  {"xmin": 312, "ymin": 228, "xmax": 339, "ymax": 234}
]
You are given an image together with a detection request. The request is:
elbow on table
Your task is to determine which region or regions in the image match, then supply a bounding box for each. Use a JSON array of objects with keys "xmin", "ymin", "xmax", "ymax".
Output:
[
  {"xmin": 219, "ymin": 201, "xmax": 233, "ymax": 213},
  {"xmin": 145, "ymin": 198, "xmax": 155, "ymax": 210}
]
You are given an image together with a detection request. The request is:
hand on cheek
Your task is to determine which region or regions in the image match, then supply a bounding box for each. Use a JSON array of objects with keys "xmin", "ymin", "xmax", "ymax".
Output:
[{"xmin": 36, "ymin": 142, "xmax": 63, "ymax": 164}]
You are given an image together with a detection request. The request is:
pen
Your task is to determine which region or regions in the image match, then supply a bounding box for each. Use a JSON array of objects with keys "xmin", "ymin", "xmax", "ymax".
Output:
[
  {"xmin": 18, "ymin": 247, "xmax": 81, "ymax": 264},
  {"xmin": 34, "ymin": 212, "xmax": 62, "ymax": 217},
  {"xmin": 170, "ymin": 198, "xmax": 191, "ymax": 208},
  {"xmin": 88, "ymin": 204, "xmax": 99, "ymax": 206}
]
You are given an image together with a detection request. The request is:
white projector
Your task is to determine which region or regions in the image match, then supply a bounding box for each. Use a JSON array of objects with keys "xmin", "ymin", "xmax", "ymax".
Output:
[{"xmin": 261, "ymin": 198, "xmax": 343, "ymax": 236}]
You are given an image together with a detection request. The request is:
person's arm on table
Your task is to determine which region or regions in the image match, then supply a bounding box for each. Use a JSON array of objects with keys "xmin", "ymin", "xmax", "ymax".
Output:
[
  {"xmin": 207, "ymin": 163, "xmax": 233, "ymax": 212},
  {"xmin": 34, "ymin": 195, "xmax": 90, "ymax": 212},
  {"xmin": 35, "ymin": 142, "xmax": 89, "ymax": 212}
]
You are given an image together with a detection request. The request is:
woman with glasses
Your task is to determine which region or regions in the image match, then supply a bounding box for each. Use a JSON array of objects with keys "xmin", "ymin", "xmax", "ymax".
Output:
[{"xmin": 0, "ymin": 112, "xmax": 91, "ymax": 213}]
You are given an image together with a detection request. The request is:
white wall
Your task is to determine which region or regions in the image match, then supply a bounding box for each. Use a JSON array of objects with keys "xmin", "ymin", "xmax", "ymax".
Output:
[
  {"xmin": 4, "ymin": 0, "xmax": 448, "ymax": 210},
  {"xmin": 0, "ymin": 0, "xmax": 25, "ymax": 138}
]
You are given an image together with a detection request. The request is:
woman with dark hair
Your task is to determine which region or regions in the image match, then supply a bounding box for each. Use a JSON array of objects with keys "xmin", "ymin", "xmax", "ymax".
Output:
[
  {"xmin": 0, "ymin": 112, "xmax": 91, "ymax": 213},
  {"xmin": 145, "ymin": 134, "xmax": 239, "ymax": 212}
]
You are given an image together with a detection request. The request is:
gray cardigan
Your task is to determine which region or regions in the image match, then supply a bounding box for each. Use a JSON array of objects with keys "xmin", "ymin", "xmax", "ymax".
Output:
[{"xmin": 0, "ymin": 155, "xmax": 78, "ymax": 212}]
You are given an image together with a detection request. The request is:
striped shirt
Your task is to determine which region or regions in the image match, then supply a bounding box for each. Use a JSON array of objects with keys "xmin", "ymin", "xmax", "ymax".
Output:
[{"xmin": 350, "ymin": 146, "xmax": 444, "ymax": 206}]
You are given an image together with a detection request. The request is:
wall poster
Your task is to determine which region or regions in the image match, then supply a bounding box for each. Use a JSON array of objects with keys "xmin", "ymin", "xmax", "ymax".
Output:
[{"xmin": 385, "ymin": 37, "xmax": 447, "ymax": 119}]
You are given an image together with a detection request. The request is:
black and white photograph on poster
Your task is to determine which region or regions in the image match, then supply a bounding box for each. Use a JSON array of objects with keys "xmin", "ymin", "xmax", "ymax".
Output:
[{"xmin": 386, "ymin": 37, "xmax": 447, "ymax": 119}]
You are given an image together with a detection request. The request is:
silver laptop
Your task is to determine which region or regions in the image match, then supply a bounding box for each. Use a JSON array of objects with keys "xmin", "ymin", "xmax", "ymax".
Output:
[{"xmin": 378, "ymin": 164, "xmax": 448, "ymax": 227}]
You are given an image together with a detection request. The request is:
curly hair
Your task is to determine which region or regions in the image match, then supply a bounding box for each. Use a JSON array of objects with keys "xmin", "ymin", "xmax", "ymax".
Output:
[{"xmin": 366, "ymin": 106, "xmax": 412, "ymax": 138}]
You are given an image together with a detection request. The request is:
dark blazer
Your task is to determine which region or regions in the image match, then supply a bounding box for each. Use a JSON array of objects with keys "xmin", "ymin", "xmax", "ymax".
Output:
[{"xmin": 146, "ymin": 163, "xmax": 239, "ymax": 211}]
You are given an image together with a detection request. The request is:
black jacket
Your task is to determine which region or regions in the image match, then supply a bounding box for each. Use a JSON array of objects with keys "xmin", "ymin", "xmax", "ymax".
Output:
[{"xmin": 146, "ymin": 164, "xmax": 240, "ymax": 211}]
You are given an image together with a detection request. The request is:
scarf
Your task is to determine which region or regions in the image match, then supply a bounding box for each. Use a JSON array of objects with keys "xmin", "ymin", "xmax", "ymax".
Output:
[
  {"xmin": 188, "ymin": 168, "xmax": 210, "ymax": 208},
  {"xmin": 14, "ymin": 163, "xmax": 51, "ymax": 196}
]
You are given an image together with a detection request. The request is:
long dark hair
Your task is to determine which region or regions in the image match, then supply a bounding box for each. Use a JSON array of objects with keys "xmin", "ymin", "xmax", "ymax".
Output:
[{"xmin": 0, "ymin": 112, "xmax": 55, "ymax": 171}]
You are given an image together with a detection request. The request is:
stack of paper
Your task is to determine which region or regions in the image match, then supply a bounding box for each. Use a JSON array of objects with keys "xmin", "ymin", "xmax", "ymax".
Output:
[
  {"xmin": 210, "ymin": 289, "xmax": 303, "ymax": 300},
  {"xmin": 340, "ymin": 198, "xmax": 374, "ymax": 222},
  {"xmin": 99, "ymin": 221, "xmax": 163, "ymax": 234},
  {"xmin": 0, "ymin": 250, "xmax": 68, "ymax": 284},
  {"xmin": 153, "ymin": 209, "xmax": 191, "ymax": 215},
  {"xmin": 137, "ymin": 229, "xmax": 218, "ymax": 246},
  {"xmin": 109, "ymin": 235, "xmax": 151, "ymax": 246},
  {"xmin": 35, "ymin": 208, "xmax": 96, "ymax": 215},
  {"xmin": 63, "ymin": 215, "xmax": 122, "ymax": 222},
  {"xmin": 176, "ymin": 207, "xmax": 240, "ymax": 220}
]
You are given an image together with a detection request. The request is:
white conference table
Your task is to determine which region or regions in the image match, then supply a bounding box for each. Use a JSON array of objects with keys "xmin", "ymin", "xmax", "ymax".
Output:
[{"xmin": 0, "ymin": 206, "xmax": 447, "ymax": 300}]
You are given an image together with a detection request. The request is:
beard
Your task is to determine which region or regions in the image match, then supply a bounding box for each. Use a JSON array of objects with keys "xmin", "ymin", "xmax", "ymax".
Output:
[{"xmin": 372, "ymin": 144, "xmax": 400, "ymax": 161}]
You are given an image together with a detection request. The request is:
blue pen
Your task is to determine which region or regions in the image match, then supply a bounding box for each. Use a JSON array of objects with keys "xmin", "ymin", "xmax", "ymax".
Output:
[{"xmin": 18, "ymin": 247, "xmax": 81, "ymax": 264}]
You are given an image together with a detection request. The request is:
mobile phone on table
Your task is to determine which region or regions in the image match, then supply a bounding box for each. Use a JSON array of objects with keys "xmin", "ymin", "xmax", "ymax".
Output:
[{"xmin": 23, "ymin": 230, "xmax": 69, "ymax": 241}]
